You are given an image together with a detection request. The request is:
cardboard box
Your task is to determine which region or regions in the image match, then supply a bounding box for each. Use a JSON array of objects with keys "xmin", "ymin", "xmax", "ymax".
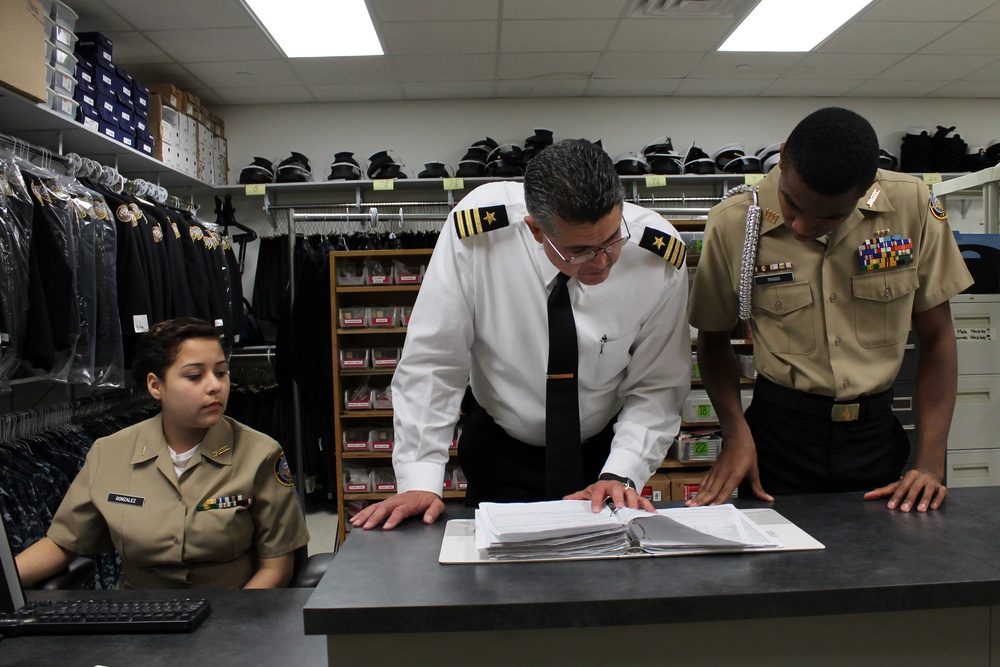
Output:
[
  {"xmin": 668, "ymin": 471, "xmax": 705, "ymax": 501},
  {"xmin": 0, "ymin": 0, "xmax": 48, "ymax": 103},
  {"xmin": 641, "ymin": 473, "xmax": 672, "ymax": 503},
  {"xmin": 147, "ymin": 82, "xmax": 185, "ymax": 110}
]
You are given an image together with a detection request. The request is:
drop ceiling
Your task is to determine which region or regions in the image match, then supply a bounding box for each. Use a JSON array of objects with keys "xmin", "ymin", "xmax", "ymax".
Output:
[{"xmin": 63, "ymin": 0, "xmax": 1000, "ymax": 107}]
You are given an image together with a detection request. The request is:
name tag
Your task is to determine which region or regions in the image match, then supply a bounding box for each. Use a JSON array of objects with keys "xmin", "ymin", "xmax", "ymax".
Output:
[
  {"xmin": 754, "ymin": 271, "xmax": 793, "ymax": 286},
  {"xmin": 108, "ymin": 493, "xmax": 145, "ymax": 507}
]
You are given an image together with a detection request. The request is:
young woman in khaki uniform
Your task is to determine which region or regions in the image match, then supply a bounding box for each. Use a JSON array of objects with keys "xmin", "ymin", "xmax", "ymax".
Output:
[{"xmin": 15, "ymin": 318, "xmax": 309, "ymax": 588}]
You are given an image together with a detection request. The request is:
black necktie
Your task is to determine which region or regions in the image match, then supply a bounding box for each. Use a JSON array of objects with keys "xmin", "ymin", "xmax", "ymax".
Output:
[{"xmin": 545, "ymin": 272, "xmax": 582, "ymax": 498}]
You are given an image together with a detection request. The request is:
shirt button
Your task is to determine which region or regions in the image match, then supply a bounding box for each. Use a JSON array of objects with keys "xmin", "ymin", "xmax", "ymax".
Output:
[
  {"xmin": 884, "ymin": 288, "xmax": 892, "ymax": 298},
  {"xmin": 775, "ymin": 301, "xmax": 782, "ymax": 311},
  {"xmin": 829, "ymin": 294, "xmax": 836, "ymax": 303},
  {"xmin": 842, "ymin": 380, "xmax": 850, "ymax": 389},
  {"xmin": 172, "ymin": 536, "xmax": 179, "ymax": 544},
  {"xmin": 834, "ymin": 337, "xmax": 842, "ymax": 346}
]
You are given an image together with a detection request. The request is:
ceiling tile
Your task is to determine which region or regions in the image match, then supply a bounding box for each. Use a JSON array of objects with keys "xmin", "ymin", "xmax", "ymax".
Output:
[
  {"xmin": 502, "ymin": 0, "xmax": 628, "ymax": 20},
  {"xmin": 496, "ymin": 79, "xmax": 589, "ymax": 97},
  {"xmin": 760, "ymin": 79, "xmax": 865, "ymax": 97},
  {"xmin": 673, "ymin": 78, "xmax": 775, "ymax": 96},
  {"xmin": 687, "ymin": 52, "xmax": 806, "ymax": 79},
  {"xmin": 500, "ymin": 20, "xmax": 616, "ymax": 53},
  {"xmin": 961, "ymin": 58, "xmax": 1000, "ymax": 80},
  {"xmin": 99, "ymin": 0, "xmax": 256, "ymax": 30},
  {"xmin": 929, "ymin": 80, "xmax": 1000, "ymax": 98},
  {"xmin": 498, "ymin": 52, "xmax": 600, "ymax": 80},
  {"xmin": 289, "ymin": 57, "xmax": 396, "ymax": 85},
  {"xmin": 860, "ymin": 0, "xmax": 998, "ymax": 21},
  {"xmin": 308, "ymin": 83, "xmax": 407, "ymax": 102},
  {"xmin": 393, "ymin": 54, "xmax": 497, "ymax": 82},
  {"xmin": 920, "ymin": 23, "xmax": 1000, "ymax": 55},
  {"xmin": 211, "ymin": 86, "xmax": 316, "ymax": 105},
  {"xmin": 402, "ymin": 81, "xmax": 497, "ymax": 99},
  {"xmin": 786, "ymin": 53, "xmax": 905, "ymax": 80},
  {"xmin": 595, "ymin": 52, "xmax": 703, "ymax": 79},
  {"xmin": 119, "ymin": 63, "xmax": 208, "ymax": 90},
  {"xmin": 820, "ymin": 21, "xmax": 959, "ymax": 54},
  {"xmin": 875, "ymin": 54, "xmax": 999, "ymax": 80},
  {"xmin": 184, "ymin": 60, "xmax": 300, "ymax": 90},
  {"xmin": 848, "ymin": 79, "xmax": 957, "ymax": 96},
  {"xmin": 380, "ymin": 21, "xmax": 498, "ymax": 55},
  {"xmin": 99, "ymin": 31, "xmax": 173, "ymax": 64},
  {"xmin": 972, "ymin": 3, "xmax": 1000, "ymax": 20},
  {"xmin": 70, "ymin": 0, "xmax": 133, "ymax": 31},
  {"xmin": 608, "ymin": 18, "xmax": 734, "ymax": 52},
  {"xmin": 372, "ymin": 0, "xmax": 499, "ymax": 22},
  {"xmin": 585, "ymin": 78, "xmax": 683, "ymax": 97},
  {"xmin": 145, "ymin": 27, "xmax": 282, "ymax": 63}
]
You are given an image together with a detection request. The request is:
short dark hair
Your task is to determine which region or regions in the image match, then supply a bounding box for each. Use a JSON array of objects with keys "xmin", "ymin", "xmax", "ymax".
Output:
[
  {"xmin": 131, "ymin": 317, "xmax": 223, "ymax": 385},
  {"xmin": 782, "ymin": 107, "xmax": 879, "ymax": 196},
  {"xmin": 523, "ymin": 139, "xmax": 624, "ymax": 234}
]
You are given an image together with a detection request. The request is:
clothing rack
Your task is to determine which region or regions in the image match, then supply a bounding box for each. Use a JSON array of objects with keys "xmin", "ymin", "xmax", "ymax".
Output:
[
  {"xmin": 0, "ymin": 387, "xmax": 152, "ymax": 442},
  {"xmin": 0, "ymin": 131, "xmax": 196, "ymax": 212}
]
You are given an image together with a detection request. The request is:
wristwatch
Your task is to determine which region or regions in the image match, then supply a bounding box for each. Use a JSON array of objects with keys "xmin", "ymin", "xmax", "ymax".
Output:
[{"xmin": 598, "ymin": 472, "xmax": 637, "ymax": 492}]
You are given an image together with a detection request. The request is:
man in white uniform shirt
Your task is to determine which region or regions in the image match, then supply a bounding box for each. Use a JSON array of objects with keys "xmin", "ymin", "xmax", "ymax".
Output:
[{"xmin": 351, "ymin": 139, "xmax": 690, "ymax": 531}]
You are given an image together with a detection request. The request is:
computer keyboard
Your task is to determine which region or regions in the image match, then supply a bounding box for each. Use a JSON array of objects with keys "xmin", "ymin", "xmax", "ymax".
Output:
[{"xmin": 0, "ymin": 597, "xmax": 211, "ymax": 636}]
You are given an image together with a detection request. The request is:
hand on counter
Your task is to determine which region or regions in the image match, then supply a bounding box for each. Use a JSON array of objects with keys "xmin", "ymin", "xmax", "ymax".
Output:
[
  {"xmin": 349, "ymin": 490, "xmax": 445, "ymax": 530},
  {"xmin": 864, "ymin": 469, "xmax": 947, "ymax": 512}
]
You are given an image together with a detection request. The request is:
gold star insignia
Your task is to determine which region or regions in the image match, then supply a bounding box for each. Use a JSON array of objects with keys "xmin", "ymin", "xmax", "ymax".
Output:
[
  {"xmin": 652, "ymin": 236, "xmax": 666, "ymax": 250},
  {"xmin": 484, "ymin": 211, "xmax": 496, "ymax": 224}
]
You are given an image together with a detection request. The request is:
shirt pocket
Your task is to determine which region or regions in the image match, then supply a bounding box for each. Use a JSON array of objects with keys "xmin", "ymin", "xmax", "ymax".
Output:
[
  {"xmin": 852, "ymin": 266, "xmax": 918, "ymax": 348},
  {"xmin": 752, "ymin": 282, "xmax": 815, "ymax": 355},
  {"xmin": 578, "ymin": 328, "xmax": 636, "ymax": 389}
]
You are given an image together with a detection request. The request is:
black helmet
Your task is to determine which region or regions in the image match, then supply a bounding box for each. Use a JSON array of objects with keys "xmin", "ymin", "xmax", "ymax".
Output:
[
  {"xmin": 238, "ymin": 157, "xmax": 275, "ymax": 184},
  {"xmin": 328, "ymin": 151, "xmax": 363, "ymax": 180},
  {"xmin": 275, "ymin": 152, "xmax": 312, "ymax": 183}
]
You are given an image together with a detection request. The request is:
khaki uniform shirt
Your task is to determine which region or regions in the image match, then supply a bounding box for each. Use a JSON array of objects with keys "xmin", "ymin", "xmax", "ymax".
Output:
[
  {"xmin": 47, "ymin": 415, "xmax": 310, "ymax": 589},
  {"xmin": 690, "ymin": 167, "xmax": 973, "ymax": 400}
]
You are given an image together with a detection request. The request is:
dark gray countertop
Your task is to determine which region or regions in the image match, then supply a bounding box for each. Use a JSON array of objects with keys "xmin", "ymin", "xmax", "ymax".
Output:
[
  {"xmin": 1, "ymin": 588, "xmax": 326, "ymax": 667},
  {"xmin": 304, "ymin": 488, "xmax": 1000, "ymax": 634}
]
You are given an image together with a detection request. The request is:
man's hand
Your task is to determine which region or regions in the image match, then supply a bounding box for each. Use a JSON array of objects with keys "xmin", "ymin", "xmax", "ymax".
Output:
[
  {"xmin": 864, "ymin": 469, "xmax": 947, "ymax": 512},
  {"xmin": 685, "ymin": 429, "xmax": 773, "ymax": 506},
  {"xmin": 348, "ymin": 491, "xmax": 446, "ymax": 530},
  {"xmin": 565, "ymin": 479, "xmax": 655, "ymax": 513}
]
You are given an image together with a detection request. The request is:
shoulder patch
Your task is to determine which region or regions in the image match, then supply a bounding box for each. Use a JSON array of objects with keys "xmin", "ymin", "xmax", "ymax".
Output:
[
  {"xmin": 274, "ymin": 452, "xmax": 294, "ymax": 487},
  {"xmin": 929, "ymin": 192, "xmax": 948, "ymax": 221},
  {"xmin": 638, "ymin": 227, "xmax": 686, "ymax": 269},
  {"xmin": 453, "ymin": 204, "xmax": 510, "ymax": 239}
]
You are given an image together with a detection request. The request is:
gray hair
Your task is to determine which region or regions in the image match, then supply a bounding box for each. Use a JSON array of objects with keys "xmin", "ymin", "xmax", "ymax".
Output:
[{"xmin": 523, "ymin": 139, "xmax": 624, "ymax": 234}]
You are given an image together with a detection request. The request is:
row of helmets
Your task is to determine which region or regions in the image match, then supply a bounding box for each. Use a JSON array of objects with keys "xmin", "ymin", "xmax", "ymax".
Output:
[
  {"xmin": 237, "ymin": 129, "xmax": 558, "ymax": 185},
  {"xmin": 612, "ymin": 137, "xmax": 782, "ymax": 177}
]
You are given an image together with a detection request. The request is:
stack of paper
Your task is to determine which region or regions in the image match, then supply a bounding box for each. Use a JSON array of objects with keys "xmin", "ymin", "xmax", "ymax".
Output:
[{"xmin": 474, "ymin": 500, "xmax": 783, "ymax": 561}]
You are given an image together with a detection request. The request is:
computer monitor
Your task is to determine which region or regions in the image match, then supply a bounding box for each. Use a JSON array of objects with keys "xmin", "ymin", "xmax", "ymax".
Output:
[{"xmin": 0, "ymin": 514, "xmax": 27, "ymax": 614}]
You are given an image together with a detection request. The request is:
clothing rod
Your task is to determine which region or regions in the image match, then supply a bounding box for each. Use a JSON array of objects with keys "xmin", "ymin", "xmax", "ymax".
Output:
[
  {"xmin": 628, "ymin": 196, "xmax": 722, "ymax": 204},
  {"xmin": 291, "ymin": 212, "xmax": 449, "ymax": 222},
  {"xmin": 268, "ymin": 201, "xmax": 452, "ymax": 212},
  {"xmin": 646, "ymin": 208, "xmax": 712, "ymax": 216},
  {"xmin": 0, "ymin": 131, "xmax": 70, "ymax": 165}
]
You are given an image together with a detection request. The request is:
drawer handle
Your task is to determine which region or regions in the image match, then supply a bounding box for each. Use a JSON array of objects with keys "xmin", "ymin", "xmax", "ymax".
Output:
[
  {"xmin": 951, "ymin": 464, "xmax": 989, "ymax": 479},
  {"xmin": 956, "ymin": 390, "xmax": 990, "ymax": 403},
  {"xmin": 901, "ymin": 424, "xmax": 916, "ymax": 431},
  {"xmin": 892, "ymin": 397, "xmax": 913, "ymax": 411}
]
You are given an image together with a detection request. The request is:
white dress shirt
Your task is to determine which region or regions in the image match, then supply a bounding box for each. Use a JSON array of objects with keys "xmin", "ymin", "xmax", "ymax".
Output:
[{"xmin": 392, "ymin": 181, "xmax": 691, "ymax": 494}]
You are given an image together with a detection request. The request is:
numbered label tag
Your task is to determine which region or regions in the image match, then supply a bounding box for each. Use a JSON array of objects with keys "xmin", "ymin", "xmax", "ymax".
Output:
[
  {"xmin": 442, "ymin": 177, "xmax": 464, "ymax": 191},
  {"xmin": 692, "ymin": 441, "xmax": 709, "ymax": 456},
  {"xmin": 373, "ymin": 179, "xmax": 395, "ymax": 191},
  {"xmin": 644, "ymin": 174, "xmax": 667, "ymax": 188},
  {"xmin": 744, "ymin": 174, "xmax": 764, "ymax": 186},
  {"xmin": 922, "ymin": 173, "xmax": 943, "ymax": 185},
  {"xmin": 244, "ymin": 184, "xmax": 266, "ymax": 196},
  {"xmin": 696, "ymin": 404, "xmax": 713, "ymax": 418}
]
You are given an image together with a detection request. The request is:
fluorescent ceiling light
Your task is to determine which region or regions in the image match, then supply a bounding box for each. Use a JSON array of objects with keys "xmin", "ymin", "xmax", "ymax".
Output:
[
  {"xmin": 244, "ymin": 0, "xmax": 383, "ymax": 57},
  {"xmin": 719, "ymin": 0, "xmax": 873, "ymax": 52}
]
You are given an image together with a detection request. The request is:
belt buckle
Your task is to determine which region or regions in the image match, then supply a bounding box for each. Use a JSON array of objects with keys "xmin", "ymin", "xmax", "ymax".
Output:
[{"xmin": 831, "ymin": 403, "xmax": 860, "ymax": 422}]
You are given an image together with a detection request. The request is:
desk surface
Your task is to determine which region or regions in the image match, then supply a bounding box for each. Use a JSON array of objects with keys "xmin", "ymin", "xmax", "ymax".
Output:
[
  {"xmin": 304, "ymin": 488, "xmax": 1000, "ymax": 635},
  {"xmin": 0, "ymin": 589, "xmax": 326, "ymax": 667}
]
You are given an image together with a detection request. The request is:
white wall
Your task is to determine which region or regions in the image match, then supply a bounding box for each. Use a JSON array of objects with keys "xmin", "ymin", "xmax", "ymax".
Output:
[{"xmin": 208, "ymin": 95, "xmax": 999, "ymax": 299}]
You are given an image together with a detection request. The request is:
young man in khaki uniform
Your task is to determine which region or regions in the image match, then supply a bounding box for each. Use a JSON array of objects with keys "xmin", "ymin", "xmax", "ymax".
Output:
[{"xmin": 688, "ymin": 107, "xmax": 973, "ymax": 513}]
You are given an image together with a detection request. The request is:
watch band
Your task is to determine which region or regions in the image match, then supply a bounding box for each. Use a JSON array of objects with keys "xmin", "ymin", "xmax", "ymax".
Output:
[{"xmin": 598, "ymin": 473, "xmax": 636, "ymax": 491}]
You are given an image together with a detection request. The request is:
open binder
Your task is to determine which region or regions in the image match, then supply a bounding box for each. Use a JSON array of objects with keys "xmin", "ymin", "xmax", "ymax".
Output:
[{"xmin": 439, "ymin": 500, "xmax": 824, "ymax": 564}]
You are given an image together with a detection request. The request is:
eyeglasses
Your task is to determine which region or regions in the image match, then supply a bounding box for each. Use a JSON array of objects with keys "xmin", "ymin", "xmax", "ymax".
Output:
[{"xmin": 542, "ymin": 218, "xmax": 631, "ymax": 266}]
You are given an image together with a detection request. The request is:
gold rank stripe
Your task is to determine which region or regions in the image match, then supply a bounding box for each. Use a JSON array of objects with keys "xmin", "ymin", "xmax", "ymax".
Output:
[
  {"xmin": 638, "ymin": 227, "xmax": 686, "ymax": 269},
  {"xmin": 453, "ymin": 204, "xmax": 509, "ymax": 239},
  {"xmin": 662, "ymin": 236, "xmax": 686, "ymax": 269}
]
